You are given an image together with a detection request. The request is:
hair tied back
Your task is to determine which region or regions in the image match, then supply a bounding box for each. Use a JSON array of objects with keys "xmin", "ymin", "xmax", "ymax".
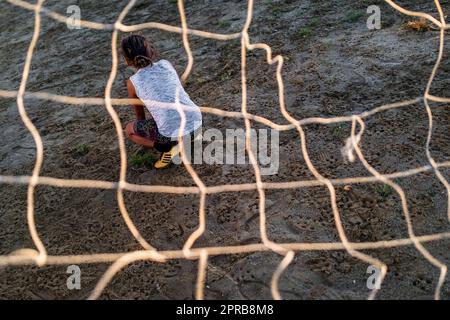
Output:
[{"xmin": 133, "ymin": 55, "xmax": 152, "ymax": 69}]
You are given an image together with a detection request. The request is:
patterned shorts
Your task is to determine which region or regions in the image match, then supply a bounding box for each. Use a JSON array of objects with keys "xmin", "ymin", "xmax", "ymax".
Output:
[{"xmin": 133, "ymin": 118, "xmax": 177, "ymax": 152}]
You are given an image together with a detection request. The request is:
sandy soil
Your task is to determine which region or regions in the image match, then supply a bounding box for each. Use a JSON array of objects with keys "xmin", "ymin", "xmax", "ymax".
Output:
[{"xmin": 0, "ymin": 0, "xmax": 449, "ymax": 299}]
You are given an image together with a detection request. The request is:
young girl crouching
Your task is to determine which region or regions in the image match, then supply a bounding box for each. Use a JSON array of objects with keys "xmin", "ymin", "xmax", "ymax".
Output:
[{"xmin": 121, "ymin": 34, "xmax": 202, "ymax": 169}]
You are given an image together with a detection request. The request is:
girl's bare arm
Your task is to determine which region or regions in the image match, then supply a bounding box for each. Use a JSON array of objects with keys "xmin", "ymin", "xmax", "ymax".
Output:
[{"xmin": 127, "ymin": 80, "xmax": 146, "ymax": 120}]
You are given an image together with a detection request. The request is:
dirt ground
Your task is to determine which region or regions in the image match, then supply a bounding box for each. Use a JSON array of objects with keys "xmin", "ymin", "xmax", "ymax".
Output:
[{"xmin": 0, "ymin": 0, "xmax": 450, "ymax": 300}]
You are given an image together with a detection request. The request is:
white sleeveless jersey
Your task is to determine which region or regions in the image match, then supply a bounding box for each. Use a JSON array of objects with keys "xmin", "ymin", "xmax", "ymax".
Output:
[{"xmin": 130, "ymin": 59, "xmax": 202, "ymax": 138}]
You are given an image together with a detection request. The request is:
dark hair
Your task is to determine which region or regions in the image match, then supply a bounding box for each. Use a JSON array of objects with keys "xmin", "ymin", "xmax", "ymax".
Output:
[{"xmin": 121, "ymin": 34, "xmax": 157, "ymax": 69}]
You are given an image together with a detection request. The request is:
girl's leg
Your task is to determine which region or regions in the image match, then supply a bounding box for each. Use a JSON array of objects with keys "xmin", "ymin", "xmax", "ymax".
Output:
[
  {"xmin": 125, "ymin": 121, "xmax": 155, "ymax": 148},
  {"xmin": 124, "ymin": 119, "xmax": 180, "ymax": 169}
]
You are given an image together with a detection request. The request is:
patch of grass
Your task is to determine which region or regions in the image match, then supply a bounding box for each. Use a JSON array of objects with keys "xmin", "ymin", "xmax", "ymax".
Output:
[
  {"xmin": 218, "ymin": 20, "xmax": 231, "ymax": 29},
  {"xmin": 220, "ymin": 71, "xmax": 232, "ymax": 82},
  {"xmin": 296, "ymin": 18, "xmax": 320, "ymax": 39},
  {"xmin": 332, "ymin": 125, "xmax": 346, "ymax": 140},
  {"xmin": 267, "ymin": 1, "xmax": 290, "ymax": 15},
  {"xmin": 345, "ymin": 11, "xmax": 364, "ymax": 23},
  {"xmin": 297, "ymin": 26, "xmax": 313, "ymax": 38},
  {"xmin": 375, "ymin": 184, "xmax": 393, "ymax": 198},
  {"xmin": 309, "ymin": 17, "xmax": 320, "ymax": 28},
  {"xmin": 74, "ymin": 144, "xmax": 89, "ymax": 156},
  {"xmin": 129, "ymin": 152, "xmax": 155, "ymax": 168},
  {"xmin": 196, "ymin": 77, "xmax": 208, "ymax": 85},
  {"xmin": 168, "ymin": 0, "xmax": 177, "ymax": 4},
  {"xmin": 269, "ymin": 4, "xmax": 283, "ymax": 15}
]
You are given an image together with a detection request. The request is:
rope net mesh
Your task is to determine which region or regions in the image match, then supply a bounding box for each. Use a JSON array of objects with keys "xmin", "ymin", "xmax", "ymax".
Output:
[{"xmin": 0, "ymin": 0, "xmax": 449, "ymax": 300}]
